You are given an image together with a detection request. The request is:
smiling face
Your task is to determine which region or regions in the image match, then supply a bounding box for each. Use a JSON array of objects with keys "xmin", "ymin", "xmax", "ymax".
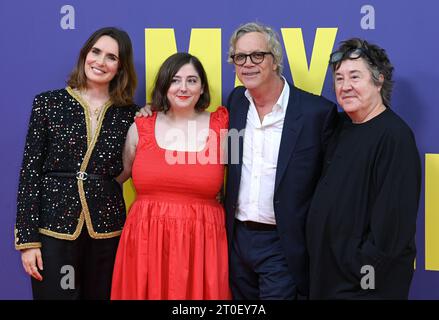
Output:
[
  {"xmin": 166, "ymin": 63, "xmax": 204, "ymax": 111},
  {"xmin": 233, "ymin": 32, "xmax": 278, "ymax": 91},
  {"xmin": 84, "ymin": 35, "xmax": 119, "ymax": 88},
  {"xmin": 334, "ymin": 58, "xmax": 384, "ymax": 122}
]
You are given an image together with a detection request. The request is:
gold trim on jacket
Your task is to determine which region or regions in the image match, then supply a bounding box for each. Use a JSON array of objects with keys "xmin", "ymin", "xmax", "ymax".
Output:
[
  {"xmin": 15, "ymin": 88, "xmax": 133, "ymax": 250},
  {"xmin": 65, "ymin": 87, "xmax": 122, "ymax": 240}
]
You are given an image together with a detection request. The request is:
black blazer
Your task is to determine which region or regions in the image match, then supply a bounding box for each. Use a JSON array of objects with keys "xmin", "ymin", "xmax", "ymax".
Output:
[
  {"xmin": 15, "ymin": 88, "xmax": 138, "ymax": 250},
  {"xmin": 224, "ymin": 84, "xmax": 338, "ymax": 295}
]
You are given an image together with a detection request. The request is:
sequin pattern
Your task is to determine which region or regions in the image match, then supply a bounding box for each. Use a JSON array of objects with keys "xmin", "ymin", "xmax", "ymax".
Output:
[{"xmin": 15, "ymin": 88, "xmax": 138, "ymax": 249}]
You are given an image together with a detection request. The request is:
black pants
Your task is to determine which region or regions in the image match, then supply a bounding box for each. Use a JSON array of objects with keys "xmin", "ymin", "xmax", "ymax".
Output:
[{"xmin": 31, "ymin": 226, "xmax": 120, "ymax": 300}]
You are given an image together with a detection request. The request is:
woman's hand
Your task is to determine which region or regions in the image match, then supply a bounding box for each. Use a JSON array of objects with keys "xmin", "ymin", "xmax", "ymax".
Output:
[
  {"xmin": 216, "ymin": 191, "xmax": 224, "ymax": 204},
  {"xmin": 135, "ymin": 104, "xmax": 153, "ymax": 118},
  {"xmin": 21, "ymin": 248, "xmax": 43, "ymax": 281}
]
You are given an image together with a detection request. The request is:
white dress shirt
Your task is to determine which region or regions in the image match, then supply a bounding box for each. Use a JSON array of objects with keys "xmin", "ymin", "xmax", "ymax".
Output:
[{"xmin": 235, "ymin": 79, "xmax": 290, "ymax": 225}]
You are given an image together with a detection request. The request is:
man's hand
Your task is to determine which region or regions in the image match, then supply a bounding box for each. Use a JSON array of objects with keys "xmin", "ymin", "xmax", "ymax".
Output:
[{"xmin": 135, "ymin": 104, "xmax": 153, "ymax": 118}]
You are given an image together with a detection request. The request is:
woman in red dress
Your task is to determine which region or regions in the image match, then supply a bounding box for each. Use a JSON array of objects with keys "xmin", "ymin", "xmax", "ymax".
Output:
[{"xmin": 111, "ymin": 52, "xmax": 231, "ymax": 299}]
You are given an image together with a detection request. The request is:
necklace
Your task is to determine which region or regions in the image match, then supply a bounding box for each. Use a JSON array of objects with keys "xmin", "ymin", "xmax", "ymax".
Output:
[
  {"xmin": 76, "ymin": 89, "xmax": 107, "ymax": 119},
  {"xmin": 90, "ymin": 106, "xmax": 102, "ymax": 117}
]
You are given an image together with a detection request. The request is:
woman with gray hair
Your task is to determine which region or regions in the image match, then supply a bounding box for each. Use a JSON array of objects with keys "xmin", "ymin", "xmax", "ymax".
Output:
[{"xmin": 306, "ymin": 38, "xmax": 421, "ymax": 299}]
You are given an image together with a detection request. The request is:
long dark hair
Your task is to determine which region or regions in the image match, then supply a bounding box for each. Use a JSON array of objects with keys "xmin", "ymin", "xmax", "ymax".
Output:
[{"xmin": 67, "ymin": 27, "xmax": 137, "ymax": 106}]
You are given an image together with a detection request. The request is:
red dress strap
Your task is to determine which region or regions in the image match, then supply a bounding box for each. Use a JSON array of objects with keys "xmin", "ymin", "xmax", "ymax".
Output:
[
  {"xmin": 134, "ymin": 113, "xmax": 157, "ymax": 149},
  {"xmin": 209, "ymin": 106, "xmax": 229, "ymax": 134}
]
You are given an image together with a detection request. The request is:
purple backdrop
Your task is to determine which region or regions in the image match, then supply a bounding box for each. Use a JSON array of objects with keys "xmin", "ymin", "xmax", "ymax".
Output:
[{"xmin": 1, "ymin": 0, "xmax": 438, "ymax": 299}]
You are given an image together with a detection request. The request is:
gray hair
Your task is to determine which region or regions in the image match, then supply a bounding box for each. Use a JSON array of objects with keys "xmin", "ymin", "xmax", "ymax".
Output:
[{"xmin": 228, "ymin": 22, "xmax": 283, "ymax": 75}]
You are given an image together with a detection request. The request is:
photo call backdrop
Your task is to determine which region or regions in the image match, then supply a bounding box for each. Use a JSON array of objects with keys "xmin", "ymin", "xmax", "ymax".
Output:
[{"xmin": 1, "ymin": 0, "xmax": 438, "ymax": 299}]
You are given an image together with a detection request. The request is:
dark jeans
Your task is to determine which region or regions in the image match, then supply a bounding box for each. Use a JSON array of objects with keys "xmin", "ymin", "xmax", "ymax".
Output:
[{"xmin": 31, "ymin": 226, "xmax": 120, "ymax": 300}]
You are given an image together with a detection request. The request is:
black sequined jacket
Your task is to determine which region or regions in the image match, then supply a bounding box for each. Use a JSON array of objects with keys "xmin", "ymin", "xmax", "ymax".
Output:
[{"xmin": 15, "ymin": 87, "xmax": 138, "ymax": 250}]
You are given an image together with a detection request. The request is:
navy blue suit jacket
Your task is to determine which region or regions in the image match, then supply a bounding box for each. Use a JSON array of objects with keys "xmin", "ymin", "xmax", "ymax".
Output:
[{"xmin": 224, "ymin": 84, "xmax": 338, "ymax": 296}]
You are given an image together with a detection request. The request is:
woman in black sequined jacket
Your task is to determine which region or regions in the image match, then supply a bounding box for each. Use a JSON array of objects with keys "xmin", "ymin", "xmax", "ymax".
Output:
[{"xmin": 15, "ymin": 27, "xmax": 138, "ymax": 299}]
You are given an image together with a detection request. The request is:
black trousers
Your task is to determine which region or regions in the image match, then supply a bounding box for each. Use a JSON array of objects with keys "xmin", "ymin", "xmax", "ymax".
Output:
[{"xmin": 31, "ymin": 226, "xmax": 120, "ymax": 300}]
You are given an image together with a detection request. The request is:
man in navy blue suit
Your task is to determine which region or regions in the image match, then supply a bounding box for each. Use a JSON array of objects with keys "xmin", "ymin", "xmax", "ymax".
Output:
[{"xmin": 224, "ymin": 22, "xmax": 338, "ymax": 299}]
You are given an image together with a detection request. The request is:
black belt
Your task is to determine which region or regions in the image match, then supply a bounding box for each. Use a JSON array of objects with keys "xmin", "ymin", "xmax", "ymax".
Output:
[
  {"xmin": 235, "ymin": 219, "xmax": 277, "ymax": 231},
  {"xmin": 46, "ymin": 171, "xmax": 113, "ymax": 181}
]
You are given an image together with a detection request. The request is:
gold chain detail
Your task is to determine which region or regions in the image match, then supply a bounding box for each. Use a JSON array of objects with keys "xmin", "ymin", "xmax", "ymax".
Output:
[{"xmin": 66, "ymin": 86, "xmax": 119, "ymax": 239}]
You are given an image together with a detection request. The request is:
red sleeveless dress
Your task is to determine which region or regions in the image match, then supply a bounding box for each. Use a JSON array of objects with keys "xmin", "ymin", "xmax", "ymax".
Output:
[{"xmin": 111, "ymin": 107, "xmax": 231, "ymax": 300}]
